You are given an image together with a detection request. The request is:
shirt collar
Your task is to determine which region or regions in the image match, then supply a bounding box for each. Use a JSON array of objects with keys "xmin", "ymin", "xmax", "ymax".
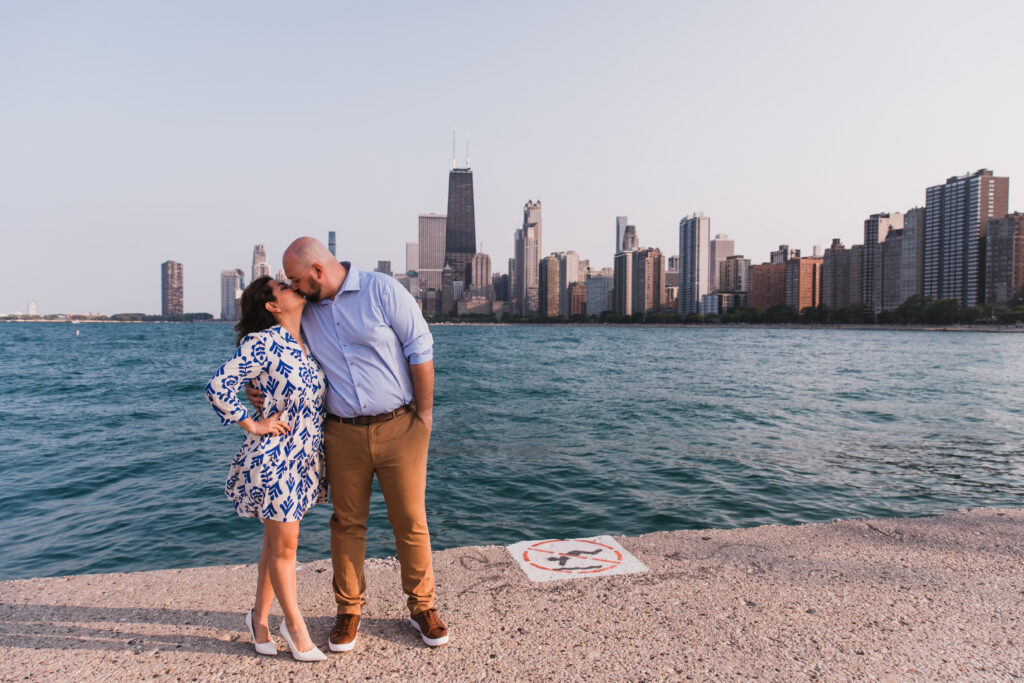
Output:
[{"xmin": 318, "ymin": 261, "xmax": 359, "ymax": 306}]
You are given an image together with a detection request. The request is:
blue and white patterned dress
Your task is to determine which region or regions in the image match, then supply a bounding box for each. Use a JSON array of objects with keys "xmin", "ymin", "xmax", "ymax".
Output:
[{"xmin": 205, "ymin": 325, "xmax": 328, "ymax": 522}]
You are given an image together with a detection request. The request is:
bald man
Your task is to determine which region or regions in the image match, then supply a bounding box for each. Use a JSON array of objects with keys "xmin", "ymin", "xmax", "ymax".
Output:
[{"xmin": 250, "ymin": 237, "xmax": 447, "ymax": 651}]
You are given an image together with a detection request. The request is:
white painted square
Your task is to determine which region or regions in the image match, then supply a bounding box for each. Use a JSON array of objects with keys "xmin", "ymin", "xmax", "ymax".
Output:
[{"xmin": 507, "ymin": 535, "xmax": 648, "ymax": 583}]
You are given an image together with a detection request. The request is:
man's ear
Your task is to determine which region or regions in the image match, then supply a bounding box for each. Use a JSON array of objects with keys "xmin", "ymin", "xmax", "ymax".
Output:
[{"xmin": 312, "ymin": 263, "xmax": 324, "ymax": 279}]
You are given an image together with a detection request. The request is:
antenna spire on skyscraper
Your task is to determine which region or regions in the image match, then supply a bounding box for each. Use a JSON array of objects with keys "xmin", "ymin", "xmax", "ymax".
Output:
[
  {"xmin": 452, "ymin": 129, "xmax": 456, "ymax": 169},
  {"xmin": 466, "ymin": 134, "xmax": 470, "ymax": 168}
]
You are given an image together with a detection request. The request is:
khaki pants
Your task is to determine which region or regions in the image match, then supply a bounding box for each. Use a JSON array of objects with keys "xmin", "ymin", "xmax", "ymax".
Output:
[{"xmin": 324, "ymin": 410, "xmax": 435, "ymax": 616}]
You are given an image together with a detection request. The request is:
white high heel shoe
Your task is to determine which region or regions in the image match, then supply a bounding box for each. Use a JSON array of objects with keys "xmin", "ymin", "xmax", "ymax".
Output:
[
  {"xmin": 245, "ymin": 609, "xmax": 277, "ymax": 656},
  {"xmin": 279, "ymin": 618, "xmax": 327, "ymax": 662}
]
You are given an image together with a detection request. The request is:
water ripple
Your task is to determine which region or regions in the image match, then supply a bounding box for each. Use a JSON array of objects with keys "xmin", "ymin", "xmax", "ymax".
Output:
[{"xmin": 1, "ymin": 322, "xmax": 1023, "ymax": 579}]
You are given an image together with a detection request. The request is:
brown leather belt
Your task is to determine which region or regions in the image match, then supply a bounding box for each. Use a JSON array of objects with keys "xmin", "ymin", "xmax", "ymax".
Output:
[{"xmin": 327, "ymin": 403, "xmax": 414, "ymax": 426}]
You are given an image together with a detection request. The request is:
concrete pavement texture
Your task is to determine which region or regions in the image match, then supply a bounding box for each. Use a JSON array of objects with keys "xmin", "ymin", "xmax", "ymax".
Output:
[{"xmin": 2, "ymin": 508, "xmax": 1022, "ymax": 681}]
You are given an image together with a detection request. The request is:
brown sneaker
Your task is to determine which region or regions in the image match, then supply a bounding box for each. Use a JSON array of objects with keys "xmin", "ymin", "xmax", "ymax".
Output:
[
  {"xmin": 328, "ymin": 613, "xmax": 360, "ymax": 652},
  {"xmin": 409, "ymin": 608, "xmax": 449, "ymax": 647}
]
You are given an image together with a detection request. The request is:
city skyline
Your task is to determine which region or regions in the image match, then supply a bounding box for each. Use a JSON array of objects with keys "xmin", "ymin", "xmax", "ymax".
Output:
[{"xmin": 3, "ymin": 3, "xmax": 1023, "ymax": 314}]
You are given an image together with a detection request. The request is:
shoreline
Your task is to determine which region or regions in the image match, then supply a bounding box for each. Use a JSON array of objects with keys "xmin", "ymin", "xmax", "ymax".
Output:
[
  {"xmin": 3, "ymin": 318, "xmax": 1024, "ymax": 333},
  {"xmin": 3, "ymin": 508, "xmax": 1022, "ymax": 680}
]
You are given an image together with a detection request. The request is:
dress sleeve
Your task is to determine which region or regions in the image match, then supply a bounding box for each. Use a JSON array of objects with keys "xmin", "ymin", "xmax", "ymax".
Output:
[
  {"xmin": 381, "ymin": 277, "xmax": 434, "ymax": 365},
  {"xmin": 205, "ymin": 333, "xmax": 271, "ymax": 425}
]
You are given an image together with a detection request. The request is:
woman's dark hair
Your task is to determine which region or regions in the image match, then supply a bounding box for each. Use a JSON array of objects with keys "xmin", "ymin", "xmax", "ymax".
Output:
[{"xmin": 234, "ymin": 276, "xmax": 277, "ymax": 346}]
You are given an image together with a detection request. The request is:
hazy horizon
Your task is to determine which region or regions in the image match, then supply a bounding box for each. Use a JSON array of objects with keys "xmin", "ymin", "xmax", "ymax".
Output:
[{"xmin": 3, "ymin": 1, "xmax": 1022, "ymax": 315}]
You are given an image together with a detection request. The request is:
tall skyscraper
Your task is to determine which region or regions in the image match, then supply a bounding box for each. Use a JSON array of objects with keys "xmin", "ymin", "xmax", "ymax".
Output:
[
  {"xmin": 924, "ymin": 169, "xmax": 1009, "ymax": 308},
  {"xmin": 220, "ymin": 269, "xmax": 244, "ymax": 321},
  {"xmin": 585, "ymin": 275, "xmax": 614, "ymax": 316},
  {"xmin": 513, "ymin": 202, "xmax": 542, "ymax": 315},
  {"xmin": 785, "ymin": 257, "xmax": 823, "ymax": 312},
  {"xmin": 328, "ymin": 231, "xmax": 337, "ymax": 257},
  {"xmin": 406, "ymin": 242, "xmax": 419, "ymax": 273},
  {"xmin": 252, "ymin": 244, "xmax": 271, "ymax": 281},
  {"xmin": 709, "ymin": 234, "xmax": 735, "ymax": 291},
  {"xmin": 538, "ymin": 256, "xmax": 560, "ymax": 318},
  {"xmin": 632, "ymin": 247, "xmax": 664, "ymax": 315},
  {"xmin": 376, "ymin": 261, "xmax": 393, "ymax": 277},
  {"xmin": 822, "ymin": 239, "xmax": 850, "ymax": 310},
  {"xmin": 750, "ymin": 263, "xmax": 786, "ymax": 312},
  {"xmin": 615, "ymin": 216, "xmax": 628, "ymax": 254},
  {"xmin": 556, "ymin": 251, "xmax": 581, "ymax": 318},
  {"xmin": 862, "ymin": 212, "xmax": 904, "ymax": 313},
  {"xmin": 900, "ymin": 207, "xmax": 926, "ymax": 304},
  {"xmin": 719, "ymin": 255, "xmax": 751, "ymax": 293},
  {"xmin": 445, "ymin": 167, "xmax": 477, "ymax": 286},
  {"xmin": 417, "ymin": 214, "xmax": 446, "ymax": 295},
  {"xmin": 161, "ymin": 260, "xmax": 184, "ymax": 317},
  {"xmin": 613, "ymin": 251, "xmax": 633, "ymax": 316},
  {"xmin": 880, "ymin": 228, "xmax": 905, "ymax": 312},
  {"xmin": 469, "ymin": 252, "xmax": 492, "ymax": 299},
  {"xmin": 985, "ymin": 213, "xmax": 1024, "ymax": 307},
  {"xmin": 678, "ymin": 213, "xmax": 711, "ymax": 316}
]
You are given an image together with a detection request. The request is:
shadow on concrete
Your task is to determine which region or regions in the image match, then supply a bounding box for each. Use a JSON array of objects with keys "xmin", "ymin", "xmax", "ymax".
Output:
[{"xmin": 0, "ymin": 604, "xmax": 428, "ymax": 654}]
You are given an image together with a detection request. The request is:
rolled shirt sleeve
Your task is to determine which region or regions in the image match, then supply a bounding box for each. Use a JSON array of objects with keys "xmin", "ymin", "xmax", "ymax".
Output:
[
  {"xmin": 383, "ymin": 277, "xmax": 434, "ymax": 365},
  {"xmin": 205, "ymin": 333, "xmax": 270, "ymax": 425}
]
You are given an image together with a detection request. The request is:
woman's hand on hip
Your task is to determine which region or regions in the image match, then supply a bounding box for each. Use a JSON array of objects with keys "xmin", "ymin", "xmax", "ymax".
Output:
[{"xmin": 239, "ymin": 412, "xmax": 291, "ymax": 437}]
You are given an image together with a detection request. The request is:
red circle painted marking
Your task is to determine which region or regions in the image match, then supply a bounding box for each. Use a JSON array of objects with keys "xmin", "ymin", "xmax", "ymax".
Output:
[{"xmin": 522, "ymin": 539, "xmax": 624, "ymax": 574}]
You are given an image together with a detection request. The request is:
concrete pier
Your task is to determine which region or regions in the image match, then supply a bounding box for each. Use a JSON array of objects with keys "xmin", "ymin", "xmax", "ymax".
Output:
[{"xmin": 2, "ymin": 508, "xmax": 1022, "ymax": 681}]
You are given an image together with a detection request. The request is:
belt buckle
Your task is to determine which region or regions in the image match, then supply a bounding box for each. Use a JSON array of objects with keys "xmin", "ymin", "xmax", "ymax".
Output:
[{"xmin": 354, "ymin": 415, "xmax": 371, "ymax": 426}]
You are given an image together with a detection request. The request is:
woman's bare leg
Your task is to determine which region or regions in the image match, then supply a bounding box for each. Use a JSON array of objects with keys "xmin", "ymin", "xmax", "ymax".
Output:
[
  {"xmin": 252, "ymin": 530, "xmax": 275, "ymax": 643},
  {"xmin": 263, "ymin": 519, "xmax": 315, "ymax": 652}
]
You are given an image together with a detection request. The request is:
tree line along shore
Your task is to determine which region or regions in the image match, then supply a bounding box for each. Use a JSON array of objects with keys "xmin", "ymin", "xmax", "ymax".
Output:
[{"xmin": 6, "ymin": 296, "xmax": 1024, "ymax": 328}]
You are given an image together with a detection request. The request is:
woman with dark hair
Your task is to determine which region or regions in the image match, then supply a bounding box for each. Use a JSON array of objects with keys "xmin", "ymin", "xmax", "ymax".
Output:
[{"xmin": 205, "ymin": 276, "xmax": 328, "ymax": 662}]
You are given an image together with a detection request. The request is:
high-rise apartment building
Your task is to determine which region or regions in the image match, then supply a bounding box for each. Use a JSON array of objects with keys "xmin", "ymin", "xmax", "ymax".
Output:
[
  {"xmin": 784, "ymin": 257, "xmax": 823, "ymax": 312},
  {"xmin": 406, "ymin": 242, "xmax": 419, "ymax": 273},
  {"xmin": 719, "ymin": 255, "xmax": 751, "ymax": 293},
  {"xmin": 220, "ymin": 269, "xmax": 244, "ymax": 321},
  {"xmin": 328, "ymin": 231, "xmax": 337, "ymax": 257},
  {"xmin": 513, "ymin": 201, "xmax": 542, "ymax": 315},
  {"xmin": 556, "ymin": 251, "xmax": 581, "ymax": 317},
  {"xmin": 678, "ymin": 212, "xmax": 711, "ymax": 316},
  {"xmin": 445, "ymin": 167, "xmax": 477, "ymax": 287},
  {"xmin": 417, "ymin": 213, "xmax": 446, "ymax": 295},
  {"xmin": 252, "ymin": 244, "xmax": 271, "ymax": 281},
  {"xmin": 469, "ymin": 252, "xmax": 492, "ymax": 299},
  {"xmin": 161, "ymin": 260, "xmax": 184, "ymax": 317},
  {"xmin": 613, "ymin": 251, "xmax": 634, "ymax": 316},
  {"xmin": 862, "ymin": 212, "xmax": 904, "ymax": 313},
  {"xmin": 568, "ymin": 282, "xmax": 587, "ymax": 317},
  {"xmin": 880, "ymin": 230, "xmax": 905, "ymax": 312},
  {"xmin": 538, "ymin": 255, "xmax": 560, "ymax": 318},
  {"xmin": 666, "ymin": 254, "xmax": 679, "ymax": 288},
  {"xmin": 924, "ymin": 169, "xmax": 1009, "ymax": 307},
  {"xmin": 585, "ymin": 275, "xmax": 614, "ymax": 316},
  {"xmin": 822, "ymin": 239, "xmax": 850, "ymax": 310},
  {"xmin": 900, "ymin": 207, "xmax": 926, "ymax": 304},
  {"xmin": 632, "ymin": 247, "xmax": 664, "ymax": 315},
  {"xmin": 985, "ymin": 213, "xmax": 1024, "ymax": 307},
  {"xmin": 750, "ymin": 263, "xmax": 786, "ymax": 312},
  {"xmin": 709, "ymin": 234, "xmax": 735, "ymax": 291}
]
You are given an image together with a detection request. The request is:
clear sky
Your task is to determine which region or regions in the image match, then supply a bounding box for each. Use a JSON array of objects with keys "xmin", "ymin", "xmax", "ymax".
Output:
[{"xmin": 3, "ymin": 1, "xmax": 1023, "ymax": 315}]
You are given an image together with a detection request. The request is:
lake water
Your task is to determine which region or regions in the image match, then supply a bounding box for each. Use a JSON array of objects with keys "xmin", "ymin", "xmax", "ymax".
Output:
[{"xmin": 1, "ymin": 322, "xmax": 1022, "ymax": 580}]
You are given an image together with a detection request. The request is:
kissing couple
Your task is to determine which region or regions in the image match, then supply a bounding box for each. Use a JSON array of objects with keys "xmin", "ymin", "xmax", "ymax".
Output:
[{"xmin": 206, "ymin": 236, "xmax": 447, "ymax": 661}]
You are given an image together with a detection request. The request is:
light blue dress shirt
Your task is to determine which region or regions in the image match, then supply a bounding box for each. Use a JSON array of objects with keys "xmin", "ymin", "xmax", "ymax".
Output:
[{"xmin": 301, "ymin": 263, "xmax": 434, "ymax": 418}]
